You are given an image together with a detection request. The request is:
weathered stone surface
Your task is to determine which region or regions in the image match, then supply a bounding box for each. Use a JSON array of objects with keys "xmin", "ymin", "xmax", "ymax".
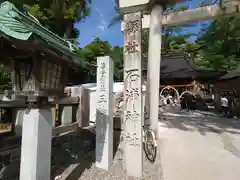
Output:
[
  {"xmin": 95, "ymin": 56, "xmax": 114, "ymax": 170},
  {"xmin": 20, "ymin": 109, "xmax": 52, "ymax": 180},
  {"xmin": 51, "ymin": 107, "xmax": 56, "ymax": 127},
  {"xmin": 147, "ymin": 5, "xmax": 163, "ymax": 139},
  {"xmin": 14, "ymin": 109, "xmax": 25, "ymax": 135},
  {"xmin": 61, "ymin": 106, "xmax": 73, "ymax": 125},
  {"xmin": 78, "ymin": 86, "xmax": 90, "ymax": 127},
  {"xmin": 123, "ymin": 12, "xmax": 143, "ymax": 177}
]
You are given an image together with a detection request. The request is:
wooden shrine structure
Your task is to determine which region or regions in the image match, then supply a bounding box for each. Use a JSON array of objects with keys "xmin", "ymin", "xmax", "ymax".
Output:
[
  {"xmin": 215, "ymin": 68, "xmax": 240, "ymax": 93},
  {"xmin": 143, "ymin": 54, "xmax": 224, "ymax": 98},
  {"xmin": 214, "ymin": 68, "xmax": 240, "ymax": 116},
  {"xmin": 0, "ymin": 1, "xmax": 89, "ymax": 91}
]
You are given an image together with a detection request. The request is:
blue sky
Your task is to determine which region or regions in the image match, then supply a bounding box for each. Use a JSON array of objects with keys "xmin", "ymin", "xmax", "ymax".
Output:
[
  {"xmin": 75, "ymin": 0, "xmax": 211, "ymax": 48},
  {"xmin": 75, "ymin": 0, "xmax": 121, "ymax": 47}
]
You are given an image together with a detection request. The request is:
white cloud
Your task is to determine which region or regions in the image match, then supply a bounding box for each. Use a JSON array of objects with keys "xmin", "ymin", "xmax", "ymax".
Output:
[
  {"xmin": 98, "ymin": 19, "xmax": 107, "ymax": 32},
  {"xmin": 95, "ymin": 7, "xmax": 103, "ymax": 17},
  {"xmin": 96, "ymin": 8, "xmax": 107, "ymax": 32},
  {"xmin": 98, "ymin": 24, "xmax": 105, "ymax": 31}
]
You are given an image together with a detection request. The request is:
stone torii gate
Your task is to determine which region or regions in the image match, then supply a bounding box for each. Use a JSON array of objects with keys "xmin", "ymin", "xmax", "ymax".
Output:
[{"xmin": 118, "ymin": 0, "xmax": 240, "ymax": 177}]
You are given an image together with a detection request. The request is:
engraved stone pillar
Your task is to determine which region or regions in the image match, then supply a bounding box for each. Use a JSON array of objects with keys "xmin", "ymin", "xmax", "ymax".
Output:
[
  {"xmin": 61, "ymin": 106, "xmax": 73, "ymax": 125},
  {"xmin": 95, "ymin": 56, "xmax": 114, "ymax": 170},
  {"xmin": 20, "ymin": 108, "xmax": 52, "ymax": 180},
  {"xmin": 147, "ymin": 5, "xmax": 163, "ymax": 139},
  {"xmin": 123, "ymin": 12, "xmax": 143, "ymax": 177}
]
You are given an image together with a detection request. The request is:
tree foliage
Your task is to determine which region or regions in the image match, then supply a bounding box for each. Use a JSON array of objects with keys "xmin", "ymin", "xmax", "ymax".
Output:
[
  {"xmin": 10, "ymin": 0, "xmax": 91, "ymax": 38},
  {"xmin": 195, "ymin": 15, "xmax": 240, "ymax": 71},
  {"xmin": 110, "ymin": 0, "xmax": 240, "ymax": 73},
  {"xmin": 110, "ymin": 2, "xmax": 198, "ymax": 58},
  {"xmin": 1, "ymin": 0, "xmax": 240, "ymax": 88},
  {"xmin": 110, "ymin": 46, "xmax": 123, "ymax": 81},
  {"xmin": 77, "ymin": 38, "xmax": 124, "ymax": 81},
  {"xmin": 0, "ymin": 0, "xmax": 92, "ymax": 90}
]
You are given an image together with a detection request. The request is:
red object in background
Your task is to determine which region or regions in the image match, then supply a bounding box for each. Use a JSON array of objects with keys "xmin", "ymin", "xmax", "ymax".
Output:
[{"xmin": 159, "ymin": 84, "xmax": 194, "ymax": 88}]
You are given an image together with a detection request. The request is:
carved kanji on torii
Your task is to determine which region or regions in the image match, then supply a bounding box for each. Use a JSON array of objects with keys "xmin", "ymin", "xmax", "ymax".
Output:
[{"xmin": 118, "ymin": 0, "xmax": 240, "ymax": 178}]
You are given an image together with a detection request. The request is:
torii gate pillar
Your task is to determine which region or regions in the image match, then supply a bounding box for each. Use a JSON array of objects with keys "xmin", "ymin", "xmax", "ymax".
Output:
[
  {"xmin": 147, "ymin": 4, "xmax": 163, "ymax": 139},
  {"xmin": 119, "ymin": 0, "xmax": 186, "ymax": 141}
]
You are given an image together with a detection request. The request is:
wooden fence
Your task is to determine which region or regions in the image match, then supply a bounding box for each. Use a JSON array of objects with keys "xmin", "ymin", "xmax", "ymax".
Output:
[
  {"xmin": 0, "ymin": 97, "xmax": 80, "ymax": 137},
  {"xmin": 0, "ymin": 96, "xmax": 80, "ymax": 179}
]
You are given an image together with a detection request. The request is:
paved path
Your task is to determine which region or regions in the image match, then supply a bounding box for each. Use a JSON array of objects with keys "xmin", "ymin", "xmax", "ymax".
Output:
[{"xmin": 159, "ymin": 106, "xmax": 240, "ymax": 180}]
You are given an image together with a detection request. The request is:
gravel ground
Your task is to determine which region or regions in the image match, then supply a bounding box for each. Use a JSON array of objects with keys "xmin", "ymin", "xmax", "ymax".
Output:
[
  {"xmin": 78, "ymin": 141, "xmax": 162, "ymax": 180},
  {"xmin": 53, "ymin": 129, "xmax": 162, "ymax": 180},
  {"xmin": 0, "ymin": 125, "xmax": 162, "ymax": 180}
]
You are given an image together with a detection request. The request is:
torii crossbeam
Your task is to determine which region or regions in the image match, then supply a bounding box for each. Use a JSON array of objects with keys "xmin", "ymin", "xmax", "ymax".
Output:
[{"xmin": 121, "ymin": 1, "xmax": 240, "ymax": 30}]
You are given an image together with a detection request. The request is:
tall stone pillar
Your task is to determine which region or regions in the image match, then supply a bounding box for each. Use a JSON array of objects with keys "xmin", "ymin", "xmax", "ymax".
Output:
[
  {"xmin": 123, "ymin": 12, "xmax": 143, "ymax": 177},
  {"xmin": 95, "ymin": 56, "xmax": 114, "ymax": 170},
  {"xmin": 20, "ymin": 108, "xmax": 52, "ymax": 180},
  {"xmin": 147, "ymin": 5, "xmax": 163, "ymax": 139}
]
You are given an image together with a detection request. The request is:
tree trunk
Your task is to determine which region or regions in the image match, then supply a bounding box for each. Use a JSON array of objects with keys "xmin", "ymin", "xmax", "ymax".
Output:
[{"xmin": 63, "ymin": 20, "xmax": 74, "ymax": 39}]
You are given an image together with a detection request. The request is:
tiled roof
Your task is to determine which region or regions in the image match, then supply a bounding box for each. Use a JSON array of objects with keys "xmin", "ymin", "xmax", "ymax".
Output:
[
  {"xmin": 143, "ymin": 54, "xmax": 223, "ymax": 80},
  {"xmin": 0, "ymin": 1, "xmax": 86, "ymax": 67}
]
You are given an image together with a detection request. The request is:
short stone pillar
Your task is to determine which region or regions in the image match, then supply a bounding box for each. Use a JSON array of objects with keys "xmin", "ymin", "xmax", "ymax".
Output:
[
  {"xmin": 65, "ymin": 85, "xmax": 89, "ymax": 127},
  {"xmin": 95, "ymin": 56, "xmax": 114, "ymax": 170},
  {"xmin": 14, "ymin": 108, "xmax": 25, "ymax": 135},
  {"xmin": 49, "ymin": 97, "xmax": 56, "ymax": 127},
  {"xmin": 20, "ymin": 108, "xmax": 52, "ymax": 180},
  {"xmin": 123, "ymin": 12, "xmax": 143, "ymax": 177},
  {"xmin": 61, "ymin": 106, "xmax": 73, "ymax": 125},
  {"xmin": 78, "ymin": 86, "xmax": 90, "ymax": 127},
  {"xmin": 51, "ymin": 107, "xmax": 56, "ymax": 127}
]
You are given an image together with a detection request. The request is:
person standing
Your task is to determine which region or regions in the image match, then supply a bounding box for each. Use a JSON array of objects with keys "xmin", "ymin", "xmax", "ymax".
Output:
[
  {"xmin": 167, "ymin": 94, "xmax": 173, "ymax": 104},
  {"xmin": 221, "ymin": 93, "xmax": 228, "ymax": 117},
  {"xmin": 227, "ymin": 92, "xmax": 234, "ymax": 118},
  {"xmin": 185, "ymin": 93, "xmax": 193, "ymax": 112},
  {"xmin": 180, "ymin": 95, "xmax": 186, "ymax": 110}
]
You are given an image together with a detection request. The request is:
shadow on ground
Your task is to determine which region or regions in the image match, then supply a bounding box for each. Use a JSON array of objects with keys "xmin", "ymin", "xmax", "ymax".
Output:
[
  {"xmin": 51, "ymin": 118, "xmax": 121, "ymax": 180},
  {"xmin": 0, "ymin": 119, "xmax": 121, "ymax": 180},
  {"xmin": 159, "ymin": 106, "xmax": 240, "ymax": 136},
  {"xmin": 51, "ymin": 129, "xmax": 95, "ymax": 180}
]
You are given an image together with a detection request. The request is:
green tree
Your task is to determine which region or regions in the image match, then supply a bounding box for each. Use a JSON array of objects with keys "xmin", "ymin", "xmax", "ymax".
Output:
[
  {"xmin": 77, "ymin": 38, "xmax": 112, "ymax": 82},
  {"xmin": 110, "ymin": 46, "xmax": 123, "ymax": 81},
  {"xmin": 109, "ymin": 1, "xmax": 197, "ymax": 56},
  {"xmin": 77, "ymin": 39, "xmax": 124, "ymax": 82},
  {"xmin": 0, "ymin": 0, "xmax": 92, "ymax": 89},
  {"xmin": 10, "ymin": 0, "xmax": 91, "ymax": 38},
  {"xmin": 196, "ymin": 15, "xmax": 240, "ymax": 71}
]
